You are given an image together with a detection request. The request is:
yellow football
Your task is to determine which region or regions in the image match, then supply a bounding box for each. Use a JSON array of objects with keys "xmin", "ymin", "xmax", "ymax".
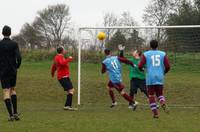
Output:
[{"xmin": 97, "ymin": 32, "xmax": 106, "ymax": 40}]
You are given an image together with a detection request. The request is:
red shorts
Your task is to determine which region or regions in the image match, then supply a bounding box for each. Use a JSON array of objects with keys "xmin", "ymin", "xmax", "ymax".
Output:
[
  {"xmin": 108, "ymin": 81, "xmax": 125, "ymax": 92},
  {"xmin": 147, "ymin": 85, "xmax": 164, "ymax": 97}
]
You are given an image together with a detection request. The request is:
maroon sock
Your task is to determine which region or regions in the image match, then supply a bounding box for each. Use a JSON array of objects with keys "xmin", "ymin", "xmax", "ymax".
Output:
[
  {"xmin": 158, "ymin": 96, "xmax": 165, "ymax": 106},
  {"xmin": 109, "ymin": 90, "xmax": 115, "ymax": 103},
  {"xmin": 130, "ymin": 95, "xmax": 134, "ymax": 101},
  {"xmin": 149, "ymin": 96, "xmax": 158, "ymax": 116},
  {"xmin": 122, "ymin": 93, "xmax": 132, "ymax": 103}
]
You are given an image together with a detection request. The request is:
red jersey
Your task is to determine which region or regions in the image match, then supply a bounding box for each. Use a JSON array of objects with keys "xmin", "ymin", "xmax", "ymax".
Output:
[{"xmin": 51, "ymin": 54, "xmax": 73, "ymax": 80}]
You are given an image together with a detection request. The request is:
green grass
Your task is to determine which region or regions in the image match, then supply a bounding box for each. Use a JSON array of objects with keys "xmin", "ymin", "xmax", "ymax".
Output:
[{"xmin": 0, "ymin": 60, "xmax": 200, "ymax": 132}]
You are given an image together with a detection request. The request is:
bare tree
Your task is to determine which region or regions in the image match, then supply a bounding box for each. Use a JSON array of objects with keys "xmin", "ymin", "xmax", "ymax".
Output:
[
  {"xmin": 119, "ymin": 11, "xmax": 137, "ymax": 26},
  {"xmin": 33, "ymin": 4, "xmax": 71, "ymax": 48},
  {"xmin": 103, "ymin": 12, "xmax": 118, "ymax": 43},
  {"xmin": 119, "ymin": 11, "xmax": 137, "ymax": 38},
  {"xmin": 20, "ymin": 23, "xmax": 44, "ymax": 49},
  {"xmin": 143, "ymin": 0, "xmax": 181, "ymax": 41},
  {"xmin": 12, "ymin": 34, "xmax": 27, "ymax": 49},
  {"xmin": 194, "ymin": 0, "xmax": 200, "ymax": 11}
]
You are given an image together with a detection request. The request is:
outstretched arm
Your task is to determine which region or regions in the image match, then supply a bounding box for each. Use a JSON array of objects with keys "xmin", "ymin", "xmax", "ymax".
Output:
[
  {"xmin": 58, "ymin": 56, "xmax": 73, "ymax": 66},
  {"xmin": 118, "ymin": 57, "xmax": 134, "ymax": 67}
]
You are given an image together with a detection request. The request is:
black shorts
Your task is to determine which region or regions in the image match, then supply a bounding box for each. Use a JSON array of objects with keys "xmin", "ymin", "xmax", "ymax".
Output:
[
  {"xmin": 130, "ymin": 78, "xmax": 146, "ymax": 94},
  {"xmin": 1, "ymin": 74, "xmax": 17, "ymax": 89},
  {"xmin": 58, "ymin": 77, "xmax": 73, "ymax": 91}
]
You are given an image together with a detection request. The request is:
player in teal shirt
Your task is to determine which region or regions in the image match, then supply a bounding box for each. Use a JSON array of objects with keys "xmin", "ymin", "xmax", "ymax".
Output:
[{"xmin": 138, "ymin": 40, "xmax": 170, "ymax": 118}]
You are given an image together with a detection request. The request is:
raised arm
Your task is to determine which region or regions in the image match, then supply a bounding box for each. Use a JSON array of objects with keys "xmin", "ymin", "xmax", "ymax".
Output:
[
  {"xmin": 118, "ymin": 44, "xmax": 125, "ymax": 57},
  {"xmin": 119, "ymin": 50, "xmax": 124, "ymax": 58}
]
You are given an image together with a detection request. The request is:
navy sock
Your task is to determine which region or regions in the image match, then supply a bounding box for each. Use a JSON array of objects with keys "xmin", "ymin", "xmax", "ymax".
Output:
[
  {"xmin": 4, "ymin": 99, "xmax": 13, "ymax": 117},
  {"xmin": 65, "ymin": 94, "xmax": 73, "ymax": 107},
  {"xmin": 11, "ymin": 95, "xmax": 17, "ymax": 114}
]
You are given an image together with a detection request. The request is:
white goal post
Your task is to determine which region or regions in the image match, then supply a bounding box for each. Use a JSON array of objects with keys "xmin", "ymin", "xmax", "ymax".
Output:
[{"xmin": 77, "ymin": 25, "xmax": 200, "ymax": 105}]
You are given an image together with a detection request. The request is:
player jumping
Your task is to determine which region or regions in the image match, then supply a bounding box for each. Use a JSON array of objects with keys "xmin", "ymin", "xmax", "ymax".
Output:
[
  {"xmin": 138, "ymin": 40, "xmax": 170, "ymax": 118},
  {"xmin": 101, "ymin": 48, "xmax": 136, "ymax": 110}
]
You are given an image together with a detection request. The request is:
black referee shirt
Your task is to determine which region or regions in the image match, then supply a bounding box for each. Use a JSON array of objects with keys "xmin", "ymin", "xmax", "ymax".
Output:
[{"xmin": 0, "ymin": 38, "xmax": 21, "ymax": 78}]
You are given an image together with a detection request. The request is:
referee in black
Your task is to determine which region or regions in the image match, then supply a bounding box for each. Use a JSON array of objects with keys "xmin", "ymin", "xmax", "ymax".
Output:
[{"xmin": 0, "ymin": 25, "xmax": 21, "ymax": 121}]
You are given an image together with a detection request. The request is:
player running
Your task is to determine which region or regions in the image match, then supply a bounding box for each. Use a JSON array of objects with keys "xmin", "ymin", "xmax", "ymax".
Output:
[
  {"xmin": 101, "ymin": 48, "xmax": 136, "ymax": 110},
  {"xmin": 0, "ymin": 25, "xmax": 21, "ymax": 121},
  {"xmin": 118, "ymin": 46, "xmax": 148, "ymax": 108},
  {"xmin": 138, "ymin": 40, "xmax": 170, "ymax": 118},
  {"xmin": 51, "ymin": 46, "xmax": 77, "ymax": 111}
]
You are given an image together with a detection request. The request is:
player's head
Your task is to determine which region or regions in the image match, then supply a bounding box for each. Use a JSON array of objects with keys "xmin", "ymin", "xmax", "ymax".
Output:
[
  {"xmin": 57, "ymin": 46, "xmax": 65, "ymax": 54},
  {"xmin": 2, "ymin": 25, "xmax": 11, "ymax": 37},
  {"xmin": 132, "ymin": 50, "xmax": 142, "ymax": 58},
  {"xmin": 150, "ymin": 40, "xmax": 158, "ymax": 50},
  {"xmin": 104, "ymin": 48, "xmax": 111, "ymax": 56}
]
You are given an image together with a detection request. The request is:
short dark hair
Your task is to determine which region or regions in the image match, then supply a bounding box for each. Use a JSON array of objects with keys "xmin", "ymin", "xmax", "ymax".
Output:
[
  {"xmin": 57, "ymin": 46, "xmax": 64, "ymax": 54},
  {"xmin": 150, "ymin": 40, "xmax": 158, "ymax": 49},
  {"xmin": 104, "ymin": 48, "xmax": 111, "ymax": 55},
  {"xmin": 2, "ymin": 25, "xmax": 11, "ymax": 36}
]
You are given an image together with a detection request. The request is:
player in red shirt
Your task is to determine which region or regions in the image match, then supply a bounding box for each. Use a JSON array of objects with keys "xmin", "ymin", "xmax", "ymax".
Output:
[{"xmin": 51, "ymin": 46, "xmax": 77, "ymax": 111}]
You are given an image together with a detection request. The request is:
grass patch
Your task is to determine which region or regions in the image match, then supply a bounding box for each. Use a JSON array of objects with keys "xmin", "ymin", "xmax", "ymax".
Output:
[{"xmin": 0, "ymin": 59, "xmax": 199, "ymax": 131}]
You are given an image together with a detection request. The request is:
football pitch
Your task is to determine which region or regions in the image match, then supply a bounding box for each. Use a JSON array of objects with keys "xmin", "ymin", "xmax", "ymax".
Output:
[{"xmin": 0, "ymin": 61, "xmax": 200, "ymax": 132}]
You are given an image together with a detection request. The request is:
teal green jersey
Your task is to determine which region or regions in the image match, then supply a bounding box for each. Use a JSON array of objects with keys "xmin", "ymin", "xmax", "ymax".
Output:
[{"xmin": 129, "ymin": 57, "xmax": 145, "ymax": 80}]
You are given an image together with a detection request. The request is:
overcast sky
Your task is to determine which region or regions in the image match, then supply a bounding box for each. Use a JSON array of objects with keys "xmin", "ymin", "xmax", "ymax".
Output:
[{"xmin": 0, "ymin": 0, "xmax": 150, "ymax": 35}]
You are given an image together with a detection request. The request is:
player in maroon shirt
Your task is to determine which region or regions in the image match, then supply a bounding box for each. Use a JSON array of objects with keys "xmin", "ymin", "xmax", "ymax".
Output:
[{"xmin": 51, "ymin": 46, "xmax": 77, "ymax": 111}]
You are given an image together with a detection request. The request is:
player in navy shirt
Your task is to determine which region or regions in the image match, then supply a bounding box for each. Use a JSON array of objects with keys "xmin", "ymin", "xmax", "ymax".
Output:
[
  {"xmin": 0, "ymin": 26, "xmax": 21, "ymax": 121},
  {"xmin": 102, "ymin": 49, "xmax": 136, "ymax": 110},
  {"xmin": 138, "ymin": 40, "xmax": 170, "ymax": 118}
]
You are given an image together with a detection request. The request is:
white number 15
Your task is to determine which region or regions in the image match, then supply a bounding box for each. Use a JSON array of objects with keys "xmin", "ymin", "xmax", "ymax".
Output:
[{"xmin": 151, "ymin": 55, "xmax": 160, "ymax": 67}]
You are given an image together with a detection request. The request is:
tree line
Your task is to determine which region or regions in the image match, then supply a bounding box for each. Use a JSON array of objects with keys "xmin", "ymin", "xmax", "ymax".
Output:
[
  {"xmin": 105, "ymin": 0, "xmax": 200, "ymax": 52},
  {"xmin": 12, "ymin": 0, "xmax": 200, "ymax": 52},
  {"xmin": 13, "ymin": 4, "xmax": 77, "ymax": 50}
]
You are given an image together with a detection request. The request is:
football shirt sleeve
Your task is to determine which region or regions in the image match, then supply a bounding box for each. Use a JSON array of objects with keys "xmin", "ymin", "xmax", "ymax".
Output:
[
  {"xmin": 101, "ymin": 63, "xmax": 106, "ymax": 74},
  {"xmin": 138, "ymin": 55, "xmax": 146, "ymax": 71},
  {"xmin": 58, "ymin": 56, "xmax": 73, "ymax": 65},
  {"xmin": 118, "ymin": 57, "xmax": 134, "ymax": 67},
  {"xmin": 15, "ymin": 43, "xmax": 22, "ymax": 69},
  {"xmin": 65, "ymin": 56, "xmax": 73, "ymax": 63},
  {"xmin": 164, "ymin": 55, "xmax": 170, "ymax": 74}
]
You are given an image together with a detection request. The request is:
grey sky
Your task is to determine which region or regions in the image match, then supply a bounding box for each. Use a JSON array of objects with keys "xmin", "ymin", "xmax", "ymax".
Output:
[{"xmin": 0, "ymin": 0, "xmax": 150, "ymax": 35}]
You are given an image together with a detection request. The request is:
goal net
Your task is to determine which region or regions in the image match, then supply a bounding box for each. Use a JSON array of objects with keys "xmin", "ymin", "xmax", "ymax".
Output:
[{"xmin": 77, "ymin": 26, "xmax": 200, "ymax": 108}]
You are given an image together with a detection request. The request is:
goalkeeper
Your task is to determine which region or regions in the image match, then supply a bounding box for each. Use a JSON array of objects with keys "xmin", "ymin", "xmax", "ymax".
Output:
[{"xmin": 118, "ymin": 45, "xmax": 148, "ymax": 108}]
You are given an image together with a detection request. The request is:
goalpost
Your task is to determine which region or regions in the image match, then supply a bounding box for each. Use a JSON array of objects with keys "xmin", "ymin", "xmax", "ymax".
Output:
[{"xmin": 77, "ymin": 25, "xmax": 200, "ymax": 106}]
